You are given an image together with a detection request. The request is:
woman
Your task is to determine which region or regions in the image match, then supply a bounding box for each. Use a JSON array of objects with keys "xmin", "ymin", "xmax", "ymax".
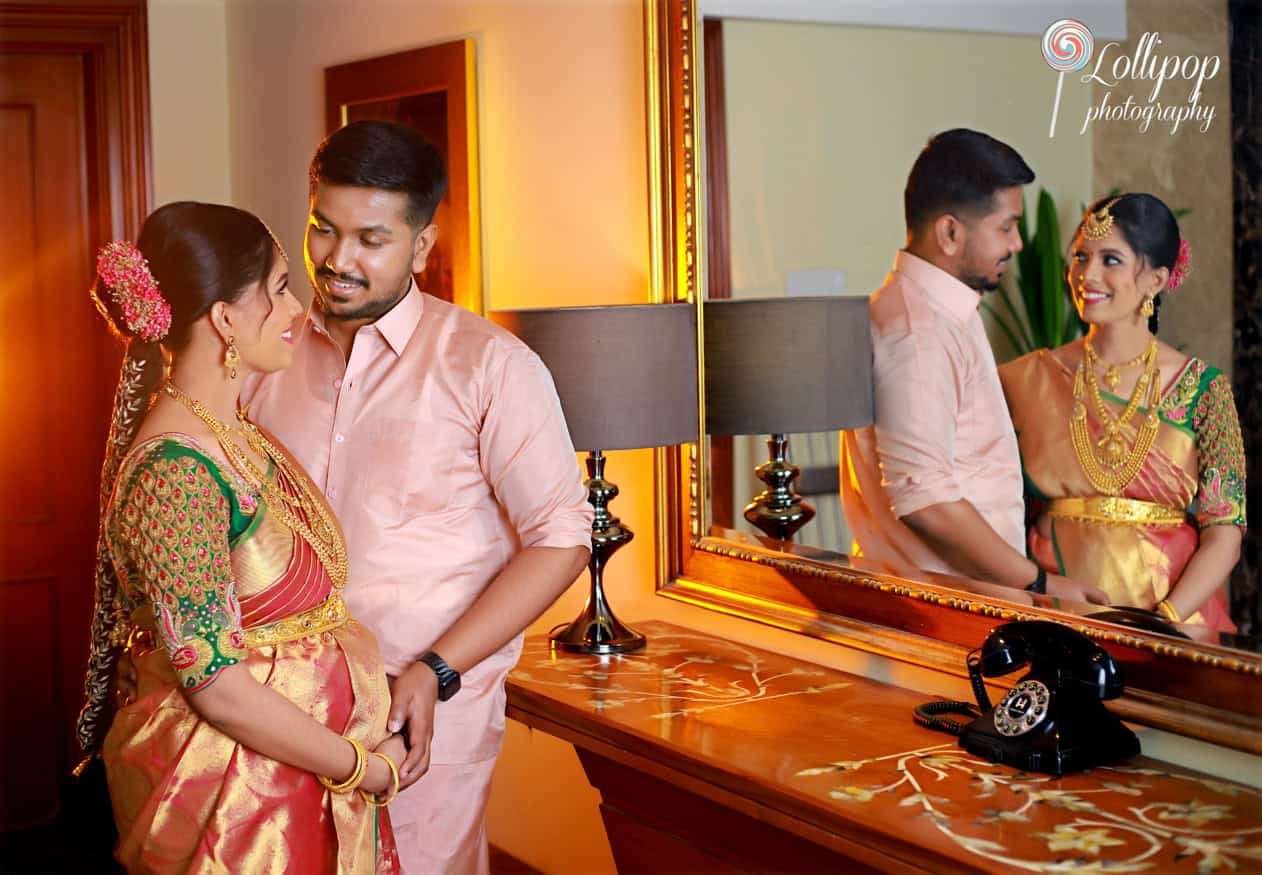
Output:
[
  {"xmin": 999, "ymin": 193, "xmax": 1245, "ymax": 630},
  {"xmin": 78, "ymin": 202, "xmax": 404, "ymax": 872}
]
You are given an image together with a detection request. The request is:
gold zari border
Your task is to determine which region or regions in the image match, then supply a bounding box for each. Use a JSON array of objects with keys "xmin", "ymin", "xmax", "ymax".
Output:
[
  {"xmin": 1049, "ymin": 496, "xmax": 1186, "ymax": 527},
  {"xmin": 244, "ymin": 595, "xmax": 349, "ymax": 648}
]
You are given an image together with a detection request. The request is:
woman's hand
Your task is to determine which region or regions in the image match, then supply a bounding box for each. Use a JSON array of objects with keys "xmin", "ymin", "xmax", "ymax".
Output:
[{"xmin": 361, "ymin": 734, "xmax": 406, "ymax": 795}]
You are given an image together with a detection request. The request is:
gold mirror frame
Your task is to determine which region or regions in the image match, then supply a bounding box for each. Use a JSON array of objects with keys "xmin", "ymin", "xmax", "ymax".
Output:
[{"xmin": 644, "ymin": 0, "xmax": 1261, "ymax": 754}]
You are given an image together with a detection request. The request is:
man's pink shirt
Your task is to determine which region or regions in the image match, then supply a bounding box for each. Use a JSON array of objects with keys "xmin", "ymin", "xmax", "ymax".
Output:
[
  {"xmin": 243, "ymin": 284, "xmax": 592, "ymax": 763},
  {"xmin": 842, "ymin": 251, "xmax": 1025, "ymax": 577}
]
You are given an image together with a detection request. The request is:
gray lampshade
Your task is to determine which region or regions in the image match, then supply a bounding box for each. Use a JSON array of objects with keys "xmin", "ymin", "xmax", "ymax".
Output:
[
  {"xmin": 704, "ymin": 296, "xmax": 873, "ymax": 436},
  {"xmin": 489, "ymin": 303, "xmax": 699, "ymax": 451}
]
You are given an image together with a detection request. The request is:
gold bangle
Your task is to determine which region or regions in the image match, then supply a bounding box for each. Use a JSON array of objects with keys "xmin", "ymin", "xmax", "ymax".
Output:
[
  {"xmin": 359, "ymin": 751, "xmax": 400, "ymax": 808},
  {"xmin": 1155, "ymin": 599, "xmax": 1182, "ymax": 623},
  {"xmin": 318, "ymin": 737, "xmax": 367, "ymax": 794}
]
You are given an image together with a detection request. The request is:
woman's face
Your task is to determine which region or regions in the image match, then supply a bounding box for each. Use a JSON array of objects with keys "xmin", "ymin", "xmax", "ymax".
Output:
[
  {"xmin": 1067, "ymin": 228, "xmax": 1164, "ymax": 328},
  {"xmin": 228, "ymin": 246, "xmax": 304, "ymax": 374}
]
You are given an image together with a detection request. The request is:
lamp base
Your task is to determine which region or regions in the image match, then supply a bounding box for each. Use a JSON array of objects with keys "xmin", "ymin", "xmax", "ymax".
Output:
[
  {"xmin": 550, "ymin": 608, "xmax": 646, "ymax": 655},
  {"xmin": 549, "ymin": 451, "xmax": 647, "ymax": 655},
  {"xmin": 744, "ymin": 433, "xmax": 815, "ymax": 542}
]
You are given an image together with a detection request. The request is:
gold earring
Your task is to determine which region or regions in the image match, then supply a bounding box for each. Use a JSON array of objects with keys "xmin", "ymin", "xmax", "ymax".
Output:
[
  {"xmin": 1141, "ymin": 297, "xmax": 1154, "ymax": 318},
  {"xmin": 224, "ymin": 336, "xmax": 241, "ymax": 379}
]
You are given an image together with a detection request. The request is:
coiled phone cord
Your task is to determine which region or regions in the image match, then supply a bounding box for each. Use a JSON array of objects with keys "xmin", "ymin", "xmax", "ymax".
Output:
[{"xmin": 913, "ymin": 650, "xmax": 991, "ymax": 736}]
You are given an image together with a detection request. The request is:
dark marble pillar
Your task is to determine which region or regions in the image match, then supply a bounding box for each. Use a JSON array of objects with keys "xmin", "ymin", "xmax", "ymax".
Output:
[{"xmin": 1229, "ymin": 0, "xmax": 1261, "ymax": 633}]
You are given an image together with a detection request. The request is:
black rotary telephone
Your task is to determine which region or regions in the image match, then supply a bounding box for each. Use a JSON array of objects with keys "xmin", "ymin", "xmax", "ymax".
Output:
[{"xmin": 915, "ymin": 620, "xmax": 1140, "ymax": 775}]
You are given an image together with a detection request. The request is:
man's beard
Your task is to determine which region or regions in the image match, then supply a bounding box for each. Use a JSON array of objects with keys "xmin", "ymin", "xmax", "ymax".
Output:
[
  {"xmin": 316, "ymin": 269, "xmax": 412, "ymax": 322},
  {"xmin": 961, "ymin": 271, "xmax": 1002, "ymax": 293},
  {"xmin": 959, "ymin": 254, "xmax": 1010, "ymax": 293}
]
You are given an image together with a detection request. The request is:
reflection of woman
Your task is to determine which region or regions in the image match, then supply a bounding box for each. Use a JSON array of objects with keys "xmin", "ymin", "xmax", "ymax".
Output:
[
  {"xmin": 80, "ymin": 202, "xmax": 403, "ymax": 872},
  {"xmin": 999, "ymin": 194, "xmax": 1244, "ymax": 630}
]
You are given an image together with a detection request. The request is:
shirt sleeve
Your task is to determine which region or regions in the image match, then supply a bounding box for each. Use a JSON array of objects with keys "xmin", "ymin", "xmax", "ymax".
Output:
[
  {"xmin": 479, "ymin": 346, "xmax": 594, "ymax": 551},
  {"xmin": 872, "ymin": 321, "xmax": 964, "ymax": 518},
  {"xmin": 1192, "ymin": 371, "xmax": 1247, "ymax": 530},
  {"xmin": 111, "ymin": 446, "xmax": 248, "ymax": 692}
]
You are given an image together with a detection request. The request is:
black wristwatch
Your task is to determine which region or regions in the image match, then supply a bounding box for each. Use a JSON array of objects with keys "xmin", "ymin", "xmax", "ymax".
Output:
[
  {"xmin": 419, "ymin": 651, "xmax": 461, "ymax": 702},
  {"xmin": 1024, "ymin": 566, "xmax": 1048, "ymax": 595}
]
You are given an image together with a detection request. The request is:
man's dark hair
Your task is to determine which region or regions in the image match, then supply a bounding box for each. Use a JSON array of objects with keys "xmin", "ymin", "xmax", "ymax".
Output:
[
  {"xmin": 904, "ymin": 128, "xmax": 1035, "ymax": 234},
  {"xmin": 309, "ymin": 120, "xmax": 448, "ymax": 228}
]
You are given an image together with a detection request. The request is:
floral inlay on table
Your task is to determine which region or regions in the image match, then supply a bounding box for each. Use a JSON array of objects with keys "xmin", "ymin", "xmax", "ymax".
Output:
[
  {"xmin": 508, "ymin": 621, "xmax": 1262, "ymax": 874},
  {"xmin": 514, "ymin": 630, "xmax": 850, "ymax": 720},
  {"xmin": 796, "ymin": 742, "xmax": 1262, "ymax": 873}
]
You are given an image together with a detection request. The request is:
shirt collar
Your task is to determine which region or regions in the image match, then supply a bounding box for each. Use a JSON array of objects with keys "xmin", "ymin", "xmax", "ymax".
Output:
[
  {"xmin": 372, "ymin": 279, "xmax": 424, "ymax": 357},
  {"xmin": 892, "ymin": 250, "xmax": 981, "ymax": 322},
  {"xmin": 306, "ymin": 277, "xmax": 424, "ymax": 357}
]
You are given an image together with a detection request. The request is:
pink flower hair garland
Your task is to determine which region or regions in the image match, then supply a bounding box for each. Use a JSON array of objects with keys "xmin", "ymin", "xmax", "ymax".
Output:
[
  {"xmin": 95, "ymin": 240, "xmax": 172, "ymax": 342},
  {"xmin": 1167, "ymin": 238, "xmax": 1192, "ymax": 292}
]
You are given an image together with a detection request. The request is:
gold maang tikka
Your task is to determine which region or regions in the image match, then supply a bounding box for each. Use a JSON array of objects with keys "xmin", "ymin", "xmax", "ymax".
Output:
[{"xmin": 1082, "ymin": 197, "xmax": 1121, "ymax": 241}]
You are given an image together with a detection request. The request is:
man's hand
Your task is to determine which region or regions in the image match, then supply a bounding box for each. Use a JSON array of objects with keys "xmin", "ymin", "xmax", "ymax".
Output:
[
  {"xmin": 115, "ymin": 648, "xmax": 140, "ymax": 707},
  {"xmin": 1047, "ymin": 573, "xmax": 1109, "ymax": 606},
  {"xmin": 387, "ymin": 663, "xmax": 438, "ymax": 789}
]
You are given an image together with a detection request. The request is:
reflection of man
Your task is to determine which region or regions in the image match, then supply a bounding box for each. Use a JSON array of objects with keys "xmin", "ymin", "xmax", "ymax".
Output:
[
  {"xmin": 841, "ymin": 128, "xmax": 1106, "ymax": 605},
  {"xmin": 248, "ymin": 120, "xmax": 593, "ymax": 873}
]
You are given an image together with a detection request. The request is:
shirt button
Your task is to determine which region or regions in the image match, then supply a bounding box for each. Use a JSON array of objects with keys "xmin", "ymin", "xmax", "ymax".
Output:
[
  {"xmin": 335, "ymin": 434, "xmax": 345, "ymax": 444},
  {"xmin": 333, "ymin": 377, "xmax": 343, "ymax": 390}
]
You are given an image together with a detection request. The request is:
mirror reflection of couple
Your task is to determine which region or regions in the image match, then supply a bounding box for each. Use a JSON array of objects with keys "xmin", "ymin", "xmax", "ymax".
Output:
[
  {"xmin": 841, "ymin": 128, "xmax": 1245, "ymax": 633},
  {"xmin": 81, "ymin": 121, "xmax": 593, "ymax": 873}
]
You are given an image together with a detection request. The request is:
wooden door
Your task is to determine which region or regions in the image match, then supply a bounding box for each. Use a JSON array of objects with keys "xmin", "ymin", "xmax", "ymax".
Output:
[{"xmin": 0, "ymin": 1, "xmax": 152, "ymax": 831}]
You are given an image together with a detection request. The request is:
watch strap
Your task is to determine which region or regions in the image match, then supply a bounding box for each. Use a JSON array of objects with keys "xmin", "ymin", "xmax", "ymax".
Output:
[
  {"xmin": 1023, "ymin": 566, "xmax": 1048, "ymax": 595},
  {"xmin": 419, "ymin": 651, "xmax": 461, "ymax": 701}
]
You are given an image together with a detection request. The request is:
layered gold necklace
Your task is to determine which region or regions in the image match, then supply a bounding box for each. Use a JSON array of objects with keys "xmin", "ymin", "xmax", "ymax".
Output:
[
  {"xmin": 1070, "ymin": 338, "xmax": 1161, "ymax": 495},
  {"xmin": 1083, "ymin": 341, "xmax": 1147, "ymax": 391},
  {"xmin": 163, "ymin": 382, "xmax": 348, "ymax": 588}
]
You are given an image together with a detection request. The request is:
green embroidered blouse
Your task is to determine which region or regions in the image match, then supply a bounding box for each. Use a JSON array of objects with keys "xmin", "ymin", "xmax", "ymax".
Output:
[{"xmin": 107, "ymin": 438, "xmax": 255, "ymax": 692}]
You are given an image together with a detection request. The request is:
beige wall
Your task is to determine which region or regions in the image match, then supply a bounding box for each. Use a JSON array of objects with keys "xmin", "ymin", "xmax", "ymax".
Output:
[
  {"xmin": 722, "ymin": 18, "xmax": 1095, "ymax": 313},
  {"xmin": 148, "ymin": 0, "xmax": 232, "ymax": 206},
  {"xmin": 1091, "ymin": 0, "xmax": 1233, "ymax": 376},
  {"xmin": 142, "ymin": 2, "xmax": 1254, "ymax": 871},
  {"xmin": 719, "ymin": 20, "xmax": 1097, "ymax": 548}
]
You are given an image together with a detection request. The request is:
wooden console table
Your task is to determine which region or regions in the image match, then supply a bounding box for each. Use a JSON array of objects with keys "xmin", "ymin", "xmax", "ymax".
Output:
[{"xmin": 507, "ymin": 621, "xmax": 1262, "ymax": 873}]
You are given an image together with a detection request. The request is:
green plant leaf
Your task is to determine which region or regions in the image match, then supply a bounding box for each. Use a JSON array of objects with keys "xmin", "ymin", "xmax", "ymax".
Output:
[
  {"xmin": 995, "ymin": 282, "xmax": 1034, "ymax": 352},
  {"xmin": 1015, "ymin": 195, "xmax": 1041, "ymax": 347},
  {"xmin": 1036, "ymin": 189, "xmax": 1063, "ymax": 349},
  {"xmin": 980, "ymin": 301, "xmax": 1030, "ymax": 359}
]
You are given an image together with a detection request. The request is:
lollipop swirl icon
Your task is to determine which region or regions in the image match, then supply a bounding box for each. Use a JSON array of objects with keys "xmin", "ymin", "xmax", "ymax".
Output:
[{"xmin": 1042, "ymin": 19, "xmax": 1093, "ymax": 137}]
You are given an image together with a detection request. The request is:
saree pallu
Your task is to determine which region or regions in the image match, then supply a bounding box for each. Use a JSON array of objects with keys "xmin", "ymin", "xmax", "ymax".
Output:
[
  {"xmin": 999, "ymin": 351, "xmax": 1245, "ymax": 631},
  {"xmin": 102, "ymin": 436, "xmax": 399, "ymax": 874}
]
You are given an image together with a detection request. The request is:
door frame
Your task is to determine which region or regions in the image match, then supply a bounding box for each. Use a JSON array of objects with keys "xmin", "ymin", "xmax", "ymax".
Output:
[
  {"xmin": 1, "ymin": 0, "xmax": 152, "ymax": 828},
  {"xmin": 1, "ymin": 0, "xmax": 153, "ymax": 244}
]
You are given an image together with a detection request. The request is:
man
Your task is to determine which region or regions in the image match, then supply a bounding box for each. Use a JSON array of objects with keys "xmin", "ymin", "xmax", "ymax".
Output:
[
  {"xmin": 247, "ymin": 120, "xmax": 592, "ymax": 872},
  {"xmin": 840, "ymin": 128, "xmax": 1106, "ymax": 606}
]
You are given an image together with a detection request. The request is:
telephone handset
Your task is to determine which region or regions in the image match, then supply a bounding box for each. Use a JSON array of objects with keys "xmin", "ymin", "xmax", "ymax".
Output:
[{"xmin": 915, "ymin": 620, "xmax": 1140, "ymax": 775}]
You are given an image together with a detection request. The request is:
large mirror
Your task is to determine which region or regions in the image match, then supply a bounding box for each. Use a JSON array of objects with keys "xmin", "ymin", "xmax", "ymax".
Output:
[{"xmin": 646, "ymin": 0, "xmax": 1261, "ymax": 752}]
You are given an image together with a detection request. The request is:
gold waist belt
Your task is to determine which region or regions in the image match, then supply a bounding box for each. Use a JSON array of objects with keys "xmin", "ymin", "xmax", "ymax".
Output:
[
  {"xmin": 1048, "ymin": 496, "xmax": 1186, "ymax": 527},
  {"xmin": 243, "ymin": 594, "xmax": 349, "ymax": 648}
]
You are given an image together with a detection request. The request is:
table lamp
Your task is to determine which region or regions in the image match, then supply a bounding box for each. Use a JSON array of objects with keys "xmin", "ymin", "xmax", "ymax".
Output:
[
  {"xmin": 489, "ymin": 303, "xmax": 698, "ymax": 654},
  {"xmin": 703, "ymin": 296, "xmax": 872, "ymax": 542}
]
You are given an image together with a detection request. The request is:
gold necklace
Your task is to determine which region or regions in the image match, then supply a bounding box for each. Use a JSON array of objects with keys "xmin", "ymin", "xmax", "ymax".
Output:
[
  {"xmin": 1083, "ymin": 339, "xmax": 1149, "ymax": 392},
  {"xmin": 162, "ymin": 382, "xmax": 348, "ymax": 588},
  {"xmin": 1069, "ymin": 338, "xmax": 1161, "ymax": 495}
]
